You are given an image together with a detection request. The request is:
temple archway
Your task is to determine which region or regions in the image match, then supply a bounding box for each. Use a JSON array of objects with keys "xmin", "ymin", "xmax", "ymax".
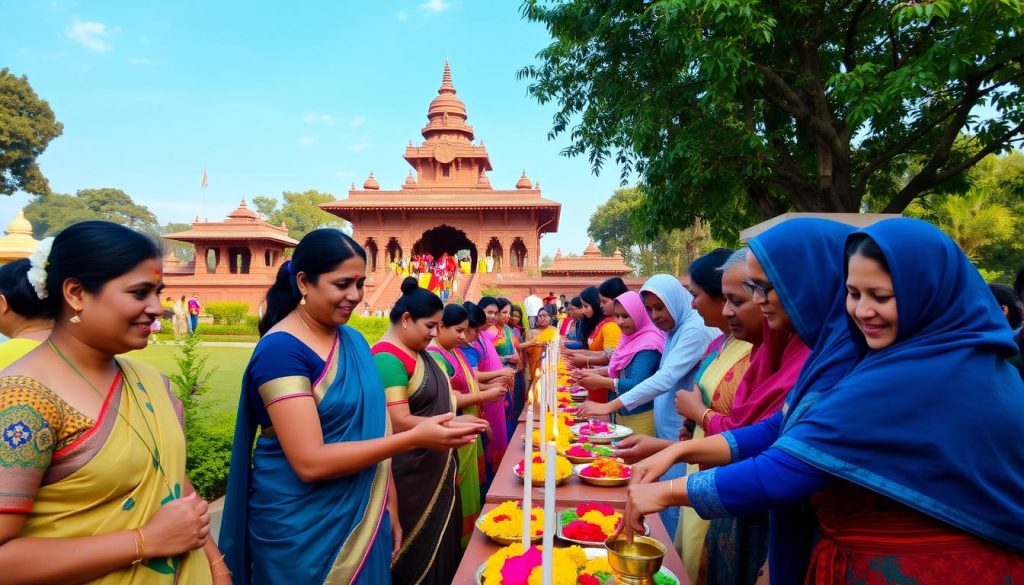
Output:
[
  {"xmin": 485, "ymin": 238, "xmax": 503, "ymax": 273},
  {"xmin": 510, "ymin": 237, "xmax": 527, "ymax": 271},
  {"xmin": 386, "ymin": 237, "xmax": 403, "ymax": 264},
  {"xmin": 413, "ymin": 224, "xmax": 478, "ymax": 271},
  {"xmin": 364, "ymin": 237, "xmax": 379, "ymax": 272}
]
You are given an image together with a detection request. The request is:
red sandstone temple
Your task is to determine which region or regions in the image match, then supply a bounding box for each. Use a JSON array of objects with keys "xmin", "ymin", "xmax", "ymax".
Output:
[
  {"xmin": 322, "ymin": 61, "xmax": 637, "ymax": 310},
  {"xmin": 161, "ymin": 199, "xmax": 298, "ymax": 308}
]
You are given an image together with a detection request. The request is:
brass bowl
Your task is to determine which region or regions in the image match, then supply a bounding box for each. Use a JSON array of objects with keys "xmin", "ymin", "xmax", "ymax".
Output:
[{"xmin": 605, "ymin": 535, "xmax": 666, "ymax": 585}]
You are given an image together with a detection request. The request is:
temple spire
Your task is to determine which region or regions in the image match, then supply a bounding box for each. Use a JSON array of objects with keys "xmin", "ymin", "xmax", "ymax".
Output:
[{"xmin": 439, "ymin": 58, "xmax": 456, "ymax": 95}]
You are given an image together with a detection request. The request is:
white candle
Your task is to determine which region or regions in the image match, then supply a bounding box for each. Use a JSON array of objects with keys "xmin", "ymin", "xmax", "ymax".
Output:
[
  {"xmin": 541, "ymin": 440, "xmax": 557, "ymax": 585},
  {"xmin": 522, "ymin": 403, "xmax": 534, "ymax": 548},
  {"xmin": 539, "ymin": 373, "xmax": 547, "ymax": 451}
]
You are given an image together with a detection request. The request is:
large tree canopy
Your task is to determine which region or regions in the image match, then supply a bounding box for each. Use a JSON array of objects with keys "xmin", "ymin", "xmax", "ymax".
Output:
[
  {"xmin": 520, "ymin": 0, "xmax": 1024, "ymax": 239},
  {"xmin": 252, "ymin": 189, "xmax": 348, "ymax": 240},
  {"xmin": 0, "ymin": 68, "xmax": 64, "ymax": 196},
  {"xmin": 24, "ymin": 188, "xmax": 160, "ymax": 238}
]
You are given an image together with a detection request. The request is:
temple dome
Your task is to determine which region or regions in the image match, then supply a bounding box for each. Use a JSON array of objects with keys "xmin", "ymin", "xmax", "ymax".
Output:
[
  {"xmin": 422, "ymin": 60, "xmax": 474, "ymax": 142},
  {"xmin": 227, "ymin": 198, "xmax": 260, "ymax": 221},
  {"xmin": 0, "ymin": 209, "xmax": 39, "ymax": 261},
  {"xmin": 516, "ymin": 170, "xmax": 532, "ymax": 189},
  {"xmin": 583, "ymin": 239, "xmax": 601, "ymax": 256},
  {"xmin": 363, "ymin": 171, "xmax": 380, "ymax": 190},
  {"xmin": 403, "ymin": 171, "xmax": 417, "ymax": 188}
]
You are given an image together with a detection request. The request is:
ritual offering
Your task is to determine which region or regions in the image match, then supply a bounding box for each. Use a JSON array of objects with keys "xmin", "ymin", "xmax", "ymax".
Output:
[
  {"xmin": 530, "ymin": 412, "xmax": 574, "ymax": 451},
  {"xmin": 475, "ymin": 545, "xmax": 679, "ymax": 585},
  {"xmin": 572, "ymin": 421, "xmax": 633, "ymax": 444},
  {"xmin": 606, "ymin": 535, "xmax": 679, "ymax": 585},
  {"xmin": 475, "ymin": 500, "xmax": 544, "ymax": 546},
  {"xmin": 564, "ymin": 442, "xmax": 615, "ymax": 464},
  {"xmin": 568, "ymin": 386, "xmax": 588, "ymax": 402},
  {"xmin": 514, "ymin": 453, "xmax": 572, "ymax": 486},
  {"xmin": 557, "ymin": 503, "xmax": 623, "ymax": 546},
  {"xmin": 576, "ymin": 457, "xmax": 632, "ymax": 487}
]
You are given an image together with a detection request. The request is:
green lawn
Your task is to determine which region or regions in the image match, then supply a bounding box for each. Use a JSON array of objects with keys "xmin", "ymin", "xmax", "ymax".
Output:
[{"xmin": 124, "ymin": 343, "xmax": 253, "ymax": 427}]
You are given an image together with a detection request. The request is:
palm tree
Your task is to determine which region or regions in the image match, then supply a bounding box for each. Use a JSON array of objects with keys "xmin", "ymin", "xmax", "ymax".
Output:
[{"xmin": 935, "ymin": 189, "xmax": 1014, "ymax": 260}]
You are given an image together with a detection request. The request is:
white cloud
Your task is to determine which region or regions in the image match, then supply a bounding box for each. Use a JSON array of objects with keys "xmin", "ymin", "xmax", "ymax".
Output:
[
  {"xmin": 67, "ymin": 18, "xmax": 115, "ymax": 52},
  {"xmin": 419, "ymin": 0, "xmax": 451, "ymax": 13},
  {"xmin": 298, "ymin": 135, "xmax": 317, "ymax": 146},
  {"xmin": 349, "ymin": 115, "xmax": 366, "ymax": 128},
  {"xmin": 302, "ymin": 112, "xmax": 334, "ymax": 125},
  {"xmin": 396, "ymin": 9, "xmax": 410, "ymax": 20},
  {"xmin": 349, "ymin": 141, "xmax": 370, "ymax": 152}
]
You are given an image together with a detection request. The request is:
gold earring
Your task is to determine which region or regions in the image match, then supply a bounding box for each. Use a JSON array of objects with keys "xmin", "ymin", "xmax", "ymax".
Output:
[
  {"xmin": 402, "ymin": 322, "xmax": 407, "ymax": 329},
  {"xmin": 70, "ymin": 308, "xmax": 81, "ymax": 324},
  {"xmin": 300, "ymin": 294, "xmax": 307, "ymax": 306}
]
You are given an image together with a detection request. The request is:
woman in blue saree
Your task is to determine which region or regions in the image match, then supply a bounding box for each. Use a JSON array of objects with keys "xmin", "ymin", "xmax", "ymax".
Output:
[
  {"xmin": 624, "ymin": 218, "xmax": 1024, "ymax": 584},
  {"xmin": 221, "ymin": 230, "xmax": 481, "ymax": 585}
]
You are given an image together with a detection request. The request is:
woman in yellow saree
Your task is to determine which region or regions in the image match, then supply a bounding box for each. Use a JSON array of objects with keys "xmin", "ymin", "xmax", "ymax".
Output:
[
  {"xmin": 0, "ymin": 222, "xmax": 220, "ymax": 584},
  {"xmin": 0, "ymin": 259, "xmax": 52, "ymax": 369}
]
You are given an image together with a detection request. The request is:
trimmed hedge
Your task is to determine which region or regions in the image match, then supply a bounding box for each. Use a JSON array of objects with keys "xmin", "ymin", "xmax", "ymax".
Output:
[
  {"xmin": 195, "ymin": 323, "xmax": 257, "ymax": 336},
  {"xmin": 205, "ymin": 302, "xmax": 249, "ymax": 325}
]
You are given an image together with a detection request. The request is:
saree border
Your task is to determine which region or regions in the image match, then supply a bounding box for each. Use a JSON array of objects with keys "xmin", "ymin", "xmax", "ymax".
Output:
[{"xmin": 393, "ymin": 451, "xmax": 456, "ymax": 585}]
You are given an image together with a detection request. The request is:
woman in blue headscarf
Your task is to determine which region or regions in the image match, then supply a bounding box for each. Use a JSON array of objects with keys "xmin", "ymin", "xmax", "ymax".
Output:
[
  {"xmin": 598, "ymin": 273, "xmax": 717, "ymax": 536},
  {"xmin": 624, "ymin": 218, "xmax": 1024, "ymax": 584}
]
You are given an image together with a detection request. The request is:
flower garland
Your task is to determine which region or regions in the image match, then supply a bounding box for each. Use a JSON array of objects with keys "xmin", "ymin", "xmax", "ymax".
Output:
[
  {"xmin": 560, "ymin": 503, "xmax": 622, "ymax": 543},
  {"xmin": 480, "ymin": 543, "xmax": 586, "ymax": 585},
  {"xmin": 26, "ymin": 237, "xmax": 54, "ymax": 300},
  {"xmin": 478, "ymin": 500, "xmax": 544, "ymax": 540},
  {"xmin": 580, "ymin": 457, "xmax": 631, "ymax": 479},
  {"xmin": 515, "ymin": 454, "xmax": 572, "ymax": 483}
]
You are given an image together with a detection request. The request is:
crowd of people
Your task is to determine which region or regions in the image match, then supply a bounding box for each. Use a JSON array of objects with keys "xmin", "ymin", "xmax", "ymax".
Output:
[{"xmin": 0, "ymin": 217, "xmax": 1021, "ymax": 584}]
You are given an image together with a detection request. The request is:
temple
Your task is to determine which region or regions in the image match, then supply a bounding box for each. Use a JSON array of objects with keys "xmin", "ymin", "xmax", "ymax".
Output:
[
  {"xmin": 161, "ymin": 199, "xmax": 298, "ymax": 308},
  {"xmin": 0, "ymin": 210, "xmax": 40, "ymax": 265},
  {"xmin": 321, "ymin": 61, "xmax": 574, "ymax": 308}
]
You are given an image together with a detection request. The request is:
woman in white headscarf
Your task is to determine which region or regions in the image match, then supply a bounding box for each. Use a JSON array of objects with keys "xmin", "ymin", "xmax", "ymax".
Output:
[{"xmin": 601, "ymin": 273, "xmax": 718, "ymax": 535}]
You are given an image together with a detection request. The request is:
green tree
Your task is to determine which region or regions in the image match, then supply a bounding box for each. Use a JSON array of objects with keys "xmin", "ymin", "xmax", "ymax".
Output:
[
  {"xmin": 162, "ymin": 222, "xmax": 195, "ymax": 262},
  {"xmin": 520, "ymin": 1, "xmax": 1024, "ymax": 240},
  {"xmin": 588, "ymin": 187, "xmax": 718, "ymax": 276},
  {"xmin": 255, "ymin": 190, "xmax": 347, "ymax": 239},
  {"xmin": 24, "ymin": 188, "xmax": 160, "ymax": 238},
  {"xmin": 0, "ymin": 68, "xmax": 64, "ymax": 196}
]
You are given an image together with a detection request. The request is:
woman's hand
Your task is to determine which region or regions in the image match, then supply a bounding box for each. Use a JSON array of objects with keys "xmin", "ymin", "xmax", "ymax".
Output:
[
  {"xmin": 631, "ymin": 446, "xmax": 683, "ymax": 484},
  {"xmin": 570, "ymin": 354, "xmax": 590, "ymax": 368},
  {"xmin": 577, "ymin": 373, "xmax": 612, "ymax": 393},
  {"xmin": 675, "ymin": 384, "xmax": 706, "ymax": 421},
  {"xmin": 453, "ymin": 414, "xmax": 490, "ymax": 435},
  {"xmin": 577, "ymin": 400, "xmax": 614, "ymax": 418},
  {"xmin": 410, "ymin": 413, "xmax": 483, "ymax": 451},
  {"xmin": 613, "ymin": 435, "xmax": 671, "ymax": 464},
  {"xmin": 141, "ymin": 493, "xmax": 210, "ymax": 558},
  {"xmin": 622, "ymin": 481, "xmax": 675, "ymax": 537},
  {"xmin": 479, "ymin": 386, "xmax": 506, "ymax": 404}
]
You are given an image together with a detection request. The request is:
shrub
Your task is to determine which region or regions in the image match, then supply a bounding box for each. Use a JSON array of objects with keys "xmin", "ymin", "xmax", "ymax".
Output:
[
  {"xmin": 348, "ymin": 315, "xmax": 389, "ymax": 345},
  {"xmin": 168, "ymin": 334, "xmax": 231, "ymax": 499},
  {"xmin": 205, "ymin": 302, "xmax": 249, "ymax": 325},
  {"xmin": 195, "ymin": 323, "xmax": 257, "ymax": 336},
  {"xmin": 244, "ymin": 314, "xmax": 259, "ymax": 329},
  {"xmin": 480, "ymin": 285, "xmax": 509, "ymax": 299}
]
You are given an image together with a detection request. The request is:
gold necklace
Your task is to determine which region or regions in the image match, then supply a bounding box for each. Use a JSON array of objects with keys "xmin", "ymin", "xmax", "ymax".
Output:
[{"xmin": 47, "ymin": 340, "xmax": 175, "ymax": 498}]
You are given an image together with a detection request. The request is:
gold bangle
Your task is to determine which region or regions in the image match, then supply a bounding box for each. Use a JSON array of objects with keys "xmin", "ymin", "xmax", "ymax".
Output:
[
  {"xmin": 700, "ymin": 408, "xmax": 713, "ymax": 430},
  {"xmin": 209, "ymin": 554, "xmax": 226, "ymax": 568},
  {"xmin": 669, "ymin": 479, "xmax": 676, "ymax": 501},
  {"xmin": 214, "ymin": 570, "xmax": 233, "ymax": 577},
  {"xmin": 132, "ymin": 528, "xmax": 145, "ymax": 565}
]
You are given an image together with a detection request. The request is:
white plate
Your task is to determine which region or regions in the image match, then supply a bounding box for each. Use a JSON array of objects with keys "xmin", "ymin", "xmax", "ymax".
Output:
[
  {"xmin": 473, "ymin": 547, "xmax": 678, "ymax": 584},
  {"xmin": 571, "ymin": 422, "xmax": 633, "ymax": 443}
]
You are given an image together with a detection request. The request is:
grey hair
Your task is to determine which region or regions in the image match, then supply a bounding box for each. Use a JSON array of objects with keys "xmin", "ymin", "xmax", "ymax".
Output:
[{"xmin": 718, "ymin": 247, "xmax": 748, "ymax": 272}]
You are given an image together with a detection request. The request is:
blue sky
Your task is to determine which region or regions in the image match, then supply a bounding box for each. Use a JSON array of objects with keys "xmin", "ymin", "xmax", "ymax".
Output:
[{"xmin": 2, "ymin": 0, "xmax": 627, "ymax": 255}]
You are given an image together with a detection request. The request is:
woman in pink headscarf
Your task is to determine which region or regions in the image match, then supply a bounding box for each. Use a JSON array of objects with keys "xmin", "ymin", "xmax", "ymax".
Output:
[{"xmin": 575, "ymin": 291, "xmax": 665, "ymax": 436}]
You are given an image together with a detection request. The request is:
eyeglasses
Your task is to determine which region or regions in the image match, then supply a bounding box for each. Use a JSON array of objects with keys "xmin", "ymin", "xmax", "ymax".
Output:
[{"xmin": 741, "ymin": 280, "xmax": 775, "ymax": 299}]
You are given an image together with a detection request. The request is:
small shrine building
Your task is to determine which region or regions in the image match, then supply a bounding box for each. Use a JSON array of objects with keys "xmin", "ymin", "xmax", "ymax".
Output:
[
  {"xmin": 161, "ymin": 199, "xmax": 298, "ymax": 309},
  {"xmin": 0, "ymin": 210, "xmax": 40, "ymax": 265}
]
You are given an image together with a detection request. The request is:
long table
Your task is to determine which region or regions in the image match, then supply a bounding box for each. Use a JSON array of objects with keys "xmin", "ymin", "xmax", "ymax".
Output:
[{"xmin": 455, "ymin": 420, "xmax": 692, "ymax": 584}]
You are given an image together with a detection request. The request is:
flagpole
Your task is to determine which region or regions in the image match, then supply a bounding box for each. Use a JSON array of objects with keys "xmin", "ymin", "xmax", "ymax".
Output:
[{"xmin": 201, "ymin": 167, "xmax": 208, "ymax": 221}]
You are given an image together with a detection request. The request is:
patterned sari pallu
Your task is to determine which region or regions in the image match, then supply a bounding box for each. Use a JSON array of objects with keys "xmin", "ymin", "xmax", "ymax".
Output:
[
  {"xmin": 3, "ymin": 359, "xmax": 211, "ymax": 584},
  {"xmin": 373, "ymin": 343, "xmax": 462, "ymax": 585}
]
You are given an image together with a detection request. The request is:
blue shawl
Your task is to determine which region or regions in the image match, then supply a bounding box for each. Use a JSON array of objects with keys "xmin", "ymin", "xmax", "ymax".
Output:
[
  {"xmin": 220, "ymin": 325, "xmax": 392, "ymax": 584},
  {"xmin": 776, "ymin": 218, "xmax": 1024, "ymax": 552},
  {"xmin": 748, "ymin": 218, "xmax": 858, "ymax": 584}
]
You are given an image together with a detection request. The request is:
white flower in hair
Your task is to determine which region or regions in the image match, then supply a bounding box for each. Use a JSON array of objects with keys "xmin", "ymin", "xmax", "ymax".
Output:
[{"xmin": 27, "ymin": 237, "xmax": 54, "ymax": 300}]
